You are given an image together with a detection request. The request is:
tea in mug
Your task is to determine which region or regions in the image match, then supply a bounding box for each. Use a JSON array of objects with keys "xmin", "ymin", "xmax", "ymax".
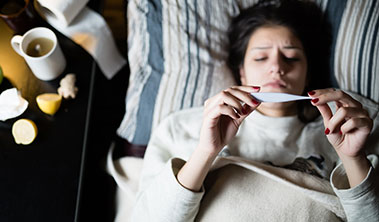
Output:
[{"xmin": 26, "ymin": 37, "xmax": 54, "ymax": 57}]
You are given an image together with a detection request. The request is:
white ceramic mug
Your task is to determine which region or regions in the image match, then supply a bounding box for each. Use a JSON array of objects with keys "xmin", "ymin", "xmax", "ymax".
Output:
[{"xmin": 11, "ymin": 27, "xmax": 66, "ymax": 81}]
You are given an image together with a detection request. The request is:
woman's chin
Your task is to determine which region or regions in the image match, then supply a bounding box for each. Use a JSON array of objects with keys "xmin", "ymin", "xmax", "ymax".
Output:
[
  {"xmin": 257, "ymin": 101, "xmax": 297, "ymax": 117},
  {"xmin": 261, "ymin": 88, "xmax": 302, "ymax": 95}
]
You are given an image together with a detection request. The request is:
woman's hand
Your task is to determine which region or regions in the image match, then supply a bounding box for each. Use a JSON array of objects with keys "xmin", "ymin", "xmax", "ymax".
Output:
[
  {"xmin": 198, "ymin": 85, "xmax": 261, "ymax": 156},
  {"xmin": 309, "ymin": 88, "xmax": 373, "ymax": 187},
  {"xmin": 177, "ymin": 85, "xmax": 261, "ymax": 192}
]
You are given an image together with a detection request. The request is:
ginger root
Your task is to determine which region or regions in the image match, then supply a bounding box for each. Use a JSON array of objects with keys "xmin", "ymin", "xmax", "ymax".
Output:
[{"xmin": 58, "ymin": 73, "xmax": 78, "ymax": 99}]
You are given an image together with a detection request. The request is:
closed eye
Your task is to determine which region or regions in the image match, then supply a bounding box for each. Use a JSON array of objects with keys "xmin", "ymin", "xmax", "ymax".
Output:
[
  {"xmin": 254, "ymin": 57, "xmax": 267, "ymax": 61},
  {"xmin": 284, "ymin": 57, "xmax": 300, "ymax": 62}
]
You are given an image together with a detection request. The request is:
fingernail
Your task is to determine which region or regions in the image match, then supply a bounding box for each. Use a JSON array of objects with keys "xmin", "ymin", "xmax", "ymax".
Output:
[
  {"xmin": 242, "ymin": 107, "xmax": 248, "ymax": 115},
  {"xmin": 252, "ymin": 86, "xmax": 260, "ymax": 90},
  {"xmin": 307, "ymin": 91, "xmax": 316, "ymax": 96},
  {"xmin": 252, "ymin": 98, "xmax": 259, "ymax": 105},
  {"xmin": 324, "ymin": 128, "xmax": 330, "ymax": 135},
  {"xmin": 311, "ymin": 98, "xmax": 319, "ymax": 103}
]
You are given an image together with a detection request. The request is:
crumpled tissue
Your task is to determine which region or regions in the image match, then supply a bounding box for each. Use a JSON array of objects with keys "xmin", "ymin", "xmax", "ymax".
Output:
[{"xmin": 0, "ymin": 88, "xmax": 28, "ymax": 121}]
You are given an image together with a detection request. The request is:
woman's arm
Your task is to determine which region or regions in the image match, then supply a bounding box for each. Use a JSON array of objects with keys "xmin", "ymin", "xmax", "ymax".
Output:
[
  {"xmin": 131, "ymin": 112, "xmax": 205, "ymax": 222},
  {"xmin": 177, "ymin": 146, "xmax": 218, "ymax": 192},
  {"xmin": 177, "ymin": 85, "xmax": 261, "ymax": 191},
  {"xmin": 132, "ymin": 85, "xmax": 260, "ymax": 221},
  {"xmin": 309, "ymin": 88, "xmax": 379, "ymax": 221},
  {"xmin": 330, "ymin": 155, "xmax": 379, "ymax": 222},
  {"xmin": 309, "ymin": 88, "xmax": 373, "ymax": 187},
  {"xmin": 336, "ymin": 152, "xmax": 371, "ymax": 187}
]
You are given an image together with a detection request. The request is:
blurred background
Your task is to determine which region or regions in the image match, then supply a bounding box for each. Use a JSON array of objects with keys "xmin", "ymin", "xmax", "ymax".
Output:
[
  {"xmin": 103, "ymin": 0, "xmax": 126, "ymax": 55},
  {"xmin": 79, "ymin": 0, "xmax": 128, "ymax": 221}
]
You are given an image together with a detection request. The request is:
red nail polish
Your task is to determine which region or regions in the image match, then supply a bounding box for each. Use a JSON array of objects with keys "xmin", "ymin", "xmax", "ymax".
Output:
[
  {"xmin": 252, "ymin": 86, "xmax": 260, "ymax": 90},
  {"xmin": 308, "ymin": 91, "xmax": 316, "ymax": 96},
  {"xmin": 252, "ymin": 98, "xmax": 259, "ymax": 105},
  {"xmin": 324, "ymin": 128, "xmax": 330, "ymax": 135},
  {"xmin": 242, "ymin": 107, "xmax": 248, "ymax": 115},
  {"xmin": 311, "ymin": 98, "xmax": 319, "ymax": 103}
]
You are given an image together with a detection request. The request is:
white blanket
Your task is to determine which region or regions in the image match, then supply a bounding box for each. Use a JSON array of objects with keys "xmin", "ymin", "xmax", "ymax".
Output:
[
  {"xmin": 197, "ymin": 156, "xmax": 345, "ymax": 221},
  {"xmin": 107, "ymin": 145, "xmax": 346, "ymax": 221}
]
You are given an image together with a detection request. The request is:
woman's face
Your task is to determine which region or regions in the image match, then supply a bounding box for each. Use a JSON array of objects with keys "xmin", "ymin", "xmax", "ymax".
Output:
[{"xmin": 240, "ymin": 25, "xmax": 308, "ymax": 116}]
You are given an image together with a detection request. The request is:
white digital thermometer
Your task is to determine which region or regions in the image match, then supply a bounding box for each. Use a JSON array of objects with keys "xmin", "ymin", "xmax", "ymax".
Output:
[{"xmin": 250, "ymin": 92, "xmax": 312, "ymax": 103}]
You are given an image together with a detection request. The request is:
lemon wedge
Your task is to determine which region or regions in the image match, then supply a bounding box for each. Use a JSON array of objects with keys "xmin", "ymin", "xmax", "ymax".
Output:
[
  {"xmin": 12, "ymin": 119, "xmax": 38, "ymax": 145},
  {"xmin": 36, "ymin": 93, "xmax": 62, "ymax": 115}
]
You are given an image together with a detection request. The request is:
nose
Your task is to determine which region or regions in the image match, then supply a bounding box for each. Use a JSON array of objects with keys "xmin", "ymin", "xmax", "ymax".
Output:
[{"xmin": 269, "ymin": 54, "xmax": 285, "ymax": 75}]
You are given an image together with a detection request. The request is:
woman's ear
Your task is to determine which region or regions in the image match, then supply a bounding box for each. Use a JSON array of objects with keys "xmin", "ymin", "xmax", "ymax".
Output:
[{"xmin": 239, "ymin": 66, "xmax": 246, "ymax": 85}]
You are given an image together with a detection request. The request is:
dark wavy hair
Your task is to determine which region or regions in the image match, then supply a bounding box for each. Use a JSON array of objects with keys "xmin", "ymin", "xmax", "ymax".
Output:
[{"xmin": 227, "ymin": 0, "xmax": 332, "ymax": 123}]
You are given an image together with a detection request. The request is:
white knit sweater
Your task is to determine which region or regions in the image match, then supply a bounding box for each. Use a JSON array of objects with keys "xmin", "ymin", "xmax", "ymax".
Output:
[{"xmin": 131, "ymin": 94, "xmax": 379, "ymax": 222}]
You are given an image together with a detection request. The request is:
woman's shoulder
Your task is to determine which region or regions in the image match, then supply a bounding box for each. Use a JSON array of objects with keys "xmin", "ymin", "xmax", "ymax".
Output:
[
  {"xmin": 148, "ymin": 107, "xmax": 203, "ymax": 158},
  {"xmin": 161, "ymin": 106, "xmax": 204, "ymax": 126},
  {"xmin": 153, "ymin": 106, "xmax": 204, "ymax": 138},
  {"xmin": 169, "ymin": 106, "xmax": 204, "ymax": 119},
  {"xmin": 346, "ymin": 91, "xmax": 379, "ymax": 118}
]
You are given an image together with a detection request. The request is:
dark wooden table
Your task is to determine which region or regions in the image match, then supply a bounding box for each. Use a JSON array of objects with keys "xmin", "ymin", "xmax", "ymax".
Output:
[{"xmin": 0, "ymin": 17, "xmax": 96, "ymax": 221}]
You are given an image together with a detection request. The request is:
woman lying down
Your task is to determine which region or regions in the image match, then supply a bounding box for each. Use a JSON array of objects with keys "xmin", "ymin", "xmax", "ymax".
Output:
[{"xmin": 131, "ymin": 0, "xmax": 379, "ymax": 221}]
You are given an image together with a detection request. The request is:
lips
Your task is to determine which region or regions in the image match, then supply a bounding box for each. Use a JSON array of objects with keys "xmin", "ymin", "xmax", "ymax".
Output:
[{"xmin": 263, "ymin": 80, "xmax": 286, "ymax": 88}]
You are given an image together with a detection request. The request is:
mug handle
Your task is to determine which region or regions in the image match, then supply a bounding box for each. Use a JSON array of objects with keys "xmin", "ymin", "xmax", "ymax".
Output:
[{"xmin": 11, "ymin": 35, "xmax": 24, "ymax": 56}]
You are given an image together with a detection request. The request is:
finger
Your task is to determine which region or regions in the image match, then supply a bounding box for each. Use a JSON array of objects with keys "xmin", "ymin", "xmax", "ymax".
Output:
[
  {"xmin": 229, "ymin": 85, "xmax": 261, "ymax": 93},
  {"xmin": 241, "ymin": 103, "xmax": 259, "ymax": 116},
  {"xmin": 222, "ymin": 91, "xmax": 247, "ymax": 115},
  {"xmin": 327, "ymin": 107, "xmax": 370, "ymax": 133},
  {"xmin": 224, "ymin": 87, "xmax": 261, "ymax": 108},
  {"xmin": 204, "ymin": 91, "xmax": 241, "ymax": 114},
  {"xmin": 314, "ymin": 103, "xmax": 333, "ymax": 127},
  {"xmin": 335, "ymin": 100, "xmax": 343, "ymax": 109},
  {"xmin": 340, "ymin": 117, "xmax": 373, "ymax": 135},
  {"xmin": 204, "ymin": 104, "xmax": 240, "ymax": 127},
  {"xmin": 208, "ymin": 104, "xmax": 240, "ymax": 120},
  {"xmin": 205, "ymin": 86, "xmax": 260, "ymax": 113},
  {"xmin": 308, "ymin": 88, "xmax": 362, "ymax": 108},
  {"xmin": 230, "ymin": 104, "xmax": 259, "ymax": 126}
]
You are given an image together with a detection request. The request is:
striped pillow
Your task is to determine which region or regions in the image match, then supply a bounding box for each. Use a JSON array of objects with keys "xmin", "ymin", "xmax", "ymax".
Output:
[
  {"xmin": 330, "ymin": 0, "xmax": 379, "ymax": 102},
  {"xmin": 117, "ymin": 0, "xmax": 379, "ymax": 146}
]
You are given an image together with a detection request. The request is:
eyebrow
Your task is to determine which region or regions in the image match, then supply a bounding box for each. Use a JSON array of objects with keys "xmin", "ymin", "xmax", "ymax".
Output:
[{"xmin": 250, "ymin": 46, "xmax": 302, "ymax": 51}]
